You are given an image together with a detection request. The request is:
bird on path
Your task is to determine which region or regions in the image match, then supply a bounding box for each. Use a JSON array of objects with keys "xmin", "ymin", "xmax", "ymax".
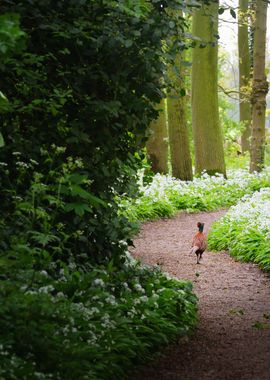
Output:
[{"xmin": 190, "ymin": 222, "xmax": 207, "ymax": 264}]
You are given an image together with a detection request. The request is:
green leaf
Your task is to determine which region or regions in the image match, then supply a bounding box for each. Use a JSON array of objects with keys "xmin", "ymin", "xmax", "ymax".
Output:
[
  {"xmin": 252, "ymin": 321, "xmax": 270, "ymax": 330},
  {"xmin": 17, "ymin": 201, "xmax": 33, "ymax": 211},
  {"xmin": 230, "ymin": 8, "xmax": 236, "ymax": 19},
  {"xmin": 69, "ymin": 185, "xmax": 106, "ymax": 207},
  {"xmin": 0, "ymin": 13, "xmax": 26, "ymax": 57},
  {"xmin": 0, "ymin": 132, "xmax": 5, "ymax": 148},
  {"xmin": 64, "ymin": 202, "xmax": 92, "ymax": 216},
  {"xmin": 30, "ymin": 231, "xmax": 60, "ymax": 246},
  {"xmin": 125, "ymin": 39, "xmax": 133, "ymax": 48},
  {"xmin": 179, "ymin": 88, "xmax": 186, "ymax": 97},
  {"xmin": 68, "ymin": 173, "xmax": 88, "ymax": 184},
  {"xmin": 0, "ymin": 90, "xmax": 8, "ymax": 101},
  {"xmin": 0, "ymin": 90, "xmax": 10, "ymax": 112},
  {"xmin": 218, "ymin": 7, "xmax": 225, "ymax": 15}
]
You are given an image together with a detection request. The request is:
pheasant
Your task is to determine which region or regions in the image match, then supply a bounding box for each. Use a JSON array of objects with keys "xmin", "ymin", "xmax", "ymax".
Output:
[{"xmin": 190, "ymin": 222, "xmax": 207, "ymax": 264}]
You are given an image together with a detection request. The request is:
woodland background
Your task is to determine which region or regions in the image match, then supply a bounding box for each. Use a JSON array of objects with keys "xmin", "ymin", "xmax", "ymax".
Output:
[{"xmin": 0, "ymin": 1, "xmax": 269, "ymax": 379}]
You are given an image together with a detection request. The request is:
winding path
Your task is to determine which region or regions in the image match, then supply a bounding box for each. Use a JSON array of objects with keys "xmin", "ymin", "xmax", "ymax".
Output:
[{"xmin": 130, "ymin": 210, "xmax": 270, "ymax": 380}]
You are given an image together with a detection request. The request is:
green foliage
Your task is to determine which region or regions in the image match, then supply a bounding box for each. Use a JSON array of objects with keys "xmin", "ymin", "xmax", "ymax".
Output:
[
  {"xmin": 0, "ymin": 2, "xmax": 201, "ymax": 378},
  {"xmin": 0, "ymin": 13, "xmax": 26, "ymax": 114},
  {"xmin": 0, "ymin": 131, "xmax": 4, "ymax": 147},
  {"xmin": 0, "ymin": 13, "xmax": 25, "ymax": 57},
  {"xmin": 0, "ymin": 0, "xmax": 193, "ymax": 264},
  {"xmin": 120, "ymin": 169, "xmax": 270, "ymax": 222},
  {"xmin": 218, "ymin": 90, "xmax": 246, "ymax": 169},
  {"xmin": 208, "ymin": 189, "xmax": 270, "ymax": 271},
  {"xmin": 219, "ymin": 96, "xmax": 244, "ymax": 145},
  {"xmin": 0, "ymin": 256, "xmax": 197, "ymax": 379}
]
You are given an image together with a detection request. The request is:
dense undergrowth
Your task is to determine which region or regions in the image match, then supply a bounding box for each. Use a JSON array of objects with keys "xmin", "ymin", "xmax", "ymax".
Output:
[
  {"xmin": 0, "ymin": 255, "xmax": 197, "ymax": 380},
  {"xmin": 120, "ymin": 169, "xmax": 270, "ymax": 222},
  {"xmin": 208, "ymin": 188, "xmax": 270, "ymax": 271},
  {"xmin": 0, "ymin": 1, "xmax": 200, "ymax": 378}
]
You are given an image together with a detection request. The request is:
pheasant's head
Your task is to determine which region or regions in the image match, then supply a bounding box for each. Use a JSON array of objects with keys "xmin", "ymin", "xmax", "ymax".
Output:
[{"xmin": 197, "ymin": 222, "xmax": 204, "ymax": 232}]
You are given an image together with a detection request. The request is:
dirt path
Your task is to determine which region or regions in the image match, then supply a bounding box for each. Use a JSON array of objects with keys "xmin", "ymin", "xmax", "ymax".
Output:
[{"xmin": 129, "ymin": 210, "xmax": 270, "ymax": 380}]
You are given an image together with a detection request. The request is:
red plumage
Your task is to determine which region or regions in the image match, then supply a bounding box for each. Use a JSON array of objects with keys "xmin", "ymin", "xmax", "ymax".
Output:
[{"xmin": 190, "ymin": 222, "xmax": 207, "ymax": 264}]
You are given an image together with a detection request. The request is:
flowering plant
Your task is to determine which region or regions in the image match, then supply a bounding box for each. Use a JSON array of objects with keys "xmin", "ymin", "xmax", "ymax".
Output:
[
  {"xmin": 119, "ymin": 168, "xmax": 270, "ymax": 221},
  {"xmin": 208, "ymin": 188, "xmax": 270, "ymax": 271},
  {"xmin": 0, "ymin": 255, "xmax": 197, "ymax": 379}
]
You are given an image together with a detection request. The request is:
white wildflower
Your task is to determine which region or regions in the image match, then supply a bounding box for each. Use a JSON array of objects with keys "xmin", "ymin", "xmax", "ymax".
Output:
[
  {"xmin": 134, "ymin": 283, "xmax": 145, "ymax": 293},
  {"xmin": 92, "ymin": 278, "xmax": 105, "ymax": 287},
  {"xmin": 38, "ymin": 285, "xmax": 54, "ymax": 294},
  {"xmin": 40, "ymin": 270, "xmax": 49, "ymax": 277}
]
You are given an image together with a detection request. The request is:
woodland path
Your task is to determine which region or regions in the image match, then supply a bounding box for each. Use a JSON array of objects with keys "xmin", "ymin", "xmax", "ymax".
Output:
[{"xmin": 129, "ymin": 210, "xmax": 270, "ymax": 380}]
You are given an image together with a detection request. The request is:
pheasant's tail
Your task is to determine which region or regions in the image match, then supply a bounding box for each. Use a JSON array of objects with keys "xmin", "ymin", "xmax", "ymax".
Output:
[{"xmin": 189, "ymin": 246, "xmax": 199, "ymax": 255}]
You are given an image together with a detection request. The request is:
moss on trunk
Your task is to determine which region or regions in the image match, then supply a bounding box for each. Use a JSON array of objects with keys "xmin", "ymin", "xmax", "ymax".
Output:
[
  {"xmin": 167, "ymin": 53, "xmax": 193, "ymax": 181},
  {"xmin": 191, "ymin": 1, "xmax": 226, "ymax": 177},
  {"xmin": 250, "ymin": 0, "xmax": 268, "ymax": 172},
  {"xmin": 238, "ymin": 0, "xmax": 252, "ymax": 153},
  {"xmin": 146, "ymin": 99, "xmax": 168, "ymax": 174}
]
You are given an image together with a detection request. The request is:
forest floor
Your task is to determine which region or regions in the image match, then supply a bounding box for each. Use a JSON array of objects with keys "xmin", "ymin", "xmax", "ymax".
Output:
[{"xmin": 129, "ymin": 210, "xmax": 270, "ymax": 380}]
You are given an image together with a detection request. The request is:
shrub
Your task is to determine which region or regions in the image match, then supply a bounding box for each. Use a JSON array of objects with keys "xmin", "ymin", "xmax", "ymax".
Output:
[
  {"xmin": 208, "ymin": 188, "xmax": 270, "ymax": 271},
  {"xmin": 0, "ymin": 256, "xmax": 197, "ymax": 379},
  {"xmin": 0, "ymin": 0, "xmax": 192, "ymax": 264}
]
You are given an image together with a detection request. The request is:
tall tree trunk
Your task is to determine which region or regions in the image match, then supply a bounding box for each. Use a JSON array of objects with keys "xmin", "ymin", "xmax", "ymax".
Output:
[
  {"xmin": 167, "ymin": 53, "xmax": 193, "ymax": 181},
  {"xmin": 146, "ymin": 99, "xmax": 168, "ymax": 173},
  {"xmin": 250, "ymin": 0, "xmax": 268, "ymax": 172},
  {"xmin": 238, "ymin": 0, "xmax": 252, "ymax": 152},
  {"xmin": 191, "ymin": 1, "xmax": 226, "ymax": 176}
]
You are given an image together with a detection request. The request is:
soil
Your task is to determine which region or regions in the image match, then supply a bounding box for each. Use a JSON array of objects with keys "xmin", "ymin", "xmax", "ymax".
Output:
[{"xmin": 129, "ymin": 210, "xmax": 270, "ymax": 380}]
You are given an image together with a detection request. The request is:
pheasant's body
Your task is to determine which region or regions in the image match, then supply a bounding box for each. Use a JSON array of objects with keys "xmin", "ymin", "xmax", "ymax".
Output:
[
  {"xmin": 190, "ymin": 223, "xmax": 207, "ymax": 264},
  {"xmin": 192, "ymin": 232, "xmax": 207, "ymax": 251}
]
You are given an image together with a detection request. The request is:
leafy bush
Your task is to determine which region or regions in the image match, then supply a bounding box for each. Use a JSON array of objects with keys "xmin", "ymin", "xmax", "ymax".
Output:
[
  {"xmin": 0, "ymin": 0, "xmax": 193, "ymax": 264},
  {"xmin": 0, "ymin": 255, "xmax": 197, "ymax": 379},
  {"xmin": 208, "ymin": 188, "xmax": 270, "ymax": 271},
  {"xmin": 0, "ymin": 2, "xmax": 202, "ymax": 378},
  {"xmin": 120, "ymin": 169, "xmax": 270, "ymax": 222},
  {"xmin": 0, "ymin": 13, "xmax": 25, "ymax": 58}
]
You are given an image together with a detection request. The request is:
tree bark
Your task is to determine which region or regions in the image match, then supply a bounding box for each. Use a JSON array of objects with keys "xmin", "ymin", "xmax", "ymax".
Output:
[
  {"xmin": 146, "ymin": 99, "xmax": 168, "ymax": 174},
  {"xmin": 167, "ymin": 53, "xmax": 193, "ymax": 181},
  {"xmin": 191, "ymin": 1, "xmax": 226, "ymax": 176},
  {"xmin": 238, "ymin": 0, "xmax": 252, "ymax": 152},
  {"xmin": 250, "ymin": 0, "xmax": 268, "ymax": 172}
]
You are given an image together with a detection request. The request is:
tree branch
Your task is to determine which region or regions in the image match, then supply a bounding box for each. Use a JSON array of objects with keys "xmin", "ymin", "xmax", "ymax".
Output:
[{"xmin": 218, "ymin": 84, "xmax": 250, "ymax": 102}]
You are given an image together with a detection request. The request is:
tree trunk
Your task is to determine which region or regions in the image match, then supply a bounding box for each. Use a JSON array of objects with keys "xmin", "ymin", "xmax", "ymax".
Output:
[
  {"xmin": 238, "ymin": 0, "xmax": 252, "ymax": 153},
  {"xmin": 146, "ymin": 99, "xmax": 168, "ymax": 174},
  {"xmin": 167, "ymin": 54, "xmax": 193, "ymax": 181},
  {"xmin": 191, "ymin": 1, "xmax": 226, "ymax": 176},
  {"xmin": 250, "ymin": 0, "xmax": 268, "ymax": 172}
]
